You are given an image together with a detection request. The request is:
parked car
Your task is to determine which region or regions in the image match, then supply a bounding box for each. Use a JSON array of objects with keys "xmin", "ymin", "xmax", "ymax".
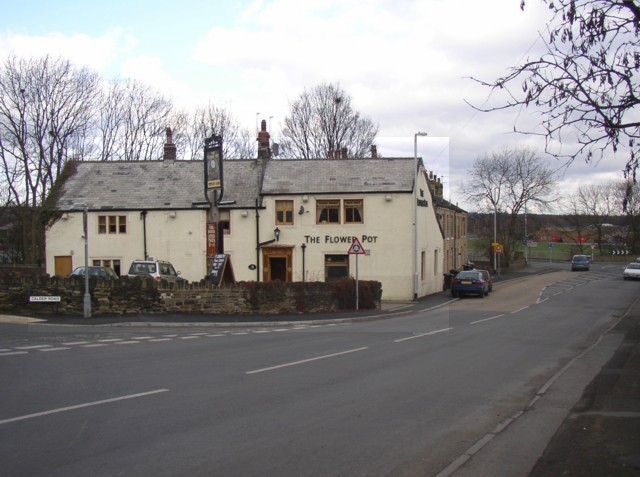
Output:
[
  {"xmin": 68, "ymin": 266, "xmax": 119, "ymax": 280},
  {"xmin": 476, "ymin": 269, "xmax": 493, "ymax": 292},
  {"xmin": 451, "ymin": 270, "xmax": 489, "ymax": 298},
  {"xmin": 127, "ymin": 259, "xmax": 185, "ymax": 283},
  {"xmin": 571, "ymin": 254, "xmax": 590, "ymax": 271},
  {"xmin": 623, "ymin": 262, "xmax": 640, "ymax": 280}
]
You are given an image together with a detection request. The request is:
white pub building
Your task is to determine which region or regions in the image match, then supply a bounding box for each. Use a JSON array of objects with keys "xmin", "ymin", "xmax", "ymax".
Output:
[{"xmin": 45, "ymin": 122, "xmax": 450, "ymax": 301}]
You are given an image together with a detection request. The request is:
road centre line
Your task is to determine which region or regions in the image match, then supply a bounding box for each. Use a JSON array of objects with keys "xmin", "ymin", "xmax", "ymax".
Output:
[
  {"xmin": 15, "ymin": 345, "xmax": 52, "ymax": 350},
  {"xmin": 470, "ymin": 315, "xmax": 505, "ymax": 325},
  {"xmin": 38, "ymin": 347, "xmax": 70, "ymax": 352},
  {"xmin": 0, "ymin": 351, "xmax": 28, "ymax": 357},
  {"xmin": 98, "ymin": 339, "xmax": 123, "ymax": 343},
  {"xmin": 246, "ymin": 347, "xmax": 369, "ymax": 374},
  {"xmin": 394, "ymin": 327, "xmax": 453, "ymax": 343},
  {"xmin": 511, "ymin": 306, "xmax": 530, "ymax": 314},
  {"xmin": 61, "ymin": 341, "xmax": 90, "ymax": 346},
  {"xmin": 149, "ymin": 338, "xmax": 173, "ymax": 342},
  {"xmin": 0, "ymin": 389, "xmax": 169, "ymax": 426}
]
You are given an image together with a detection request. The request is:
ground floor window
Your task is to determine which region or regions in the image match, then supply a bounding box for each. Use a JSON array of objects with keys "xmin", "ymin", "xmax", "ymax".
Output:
[
  {"xmin": 325, "ymin": 254, "xmax": 349, "ymax": 281},
  {"xmin": 93, "ymin": 259, "xmax": 122, "ymax": 276}
]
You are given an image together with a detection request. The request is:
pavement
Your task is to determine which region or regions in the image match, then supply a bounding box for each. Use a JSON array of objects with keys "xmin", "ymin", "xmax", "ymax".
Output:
[{"xmin": 2, "ymin": 265, "xmax": 639, "ymax": 476}]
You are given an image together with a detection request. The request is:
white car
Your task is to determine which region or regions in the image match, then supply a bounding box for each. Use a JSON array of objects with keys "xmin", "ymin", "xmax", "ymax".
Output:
[
  {"xmin": 127, "ymin": 258, "xmax": 185, "ymax": 283},
  {"xmin": 623, "ymin": 263, "xmax": 640, "ymax": 280}
]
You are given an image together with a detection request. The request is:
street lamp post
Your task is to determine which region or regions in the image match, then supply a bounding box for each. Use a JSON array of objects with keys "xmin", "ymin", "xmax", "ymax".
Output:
[
  {"xmin": 83, "ymin": 205, "xmax": 91, "ymax": 318},
  {"xmin": 413, "ymin": 132, "xmax": 428, "ymax": 301}
]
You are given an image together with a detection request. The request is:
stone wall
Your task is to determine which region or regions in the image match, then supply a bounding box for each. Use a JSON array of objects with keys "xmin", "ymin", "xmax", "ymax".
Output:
[{"xmin": 0, "ymin": 274, "xmax": 382, "ymax": 317}]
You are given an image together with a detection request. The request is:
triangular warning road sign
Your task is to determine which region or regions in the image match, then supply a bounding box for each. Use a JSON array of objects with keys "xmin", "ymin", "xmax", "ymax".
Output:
[{"xmin": 348, "ymin": 237, "xmax": 366, "ymax": 255}]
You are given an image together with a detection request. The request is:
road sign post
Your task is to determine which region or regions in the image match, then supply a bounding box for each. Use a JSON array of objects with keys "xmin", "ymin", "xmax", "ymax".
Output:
[{"xmin": 348, "ymin": 237, "xmax": 366, "ymax": 311}]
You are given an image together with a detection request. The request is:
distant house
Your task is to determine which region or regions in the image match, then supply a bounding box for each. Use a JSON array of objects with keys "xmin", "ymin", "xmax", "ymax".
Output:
[{"xmin": 45, "ymin": 122, "xmax": 451, "ymax": 300}]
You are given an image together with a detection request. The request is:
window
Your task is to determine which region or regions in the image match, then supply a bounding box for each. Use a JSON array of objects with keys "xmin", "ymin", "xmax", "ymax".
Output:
[
  {"xmin": 92, "ymin": 259, "xmax": 121, "ymax": 276},
  {"xmin": 344, "ymin": 199, "xmax": 363, "ymax": 224},
  {"xmin": 325, "ymin": 254, "xmax": 349, "ymax": 281},
  {"xmin": 276, "ymin": 200, "xmax": 294, "ymax": 225},
  {"xmin": 98, "ymin": 215, "xmax": 127, "ymax": 234},
  {"xmin": 316, "ymin": 200, "xmax": 340, "ymax": 224},
  {"xmin": 219, "ymin": 210, "xmax": 230, "ymax": 235}
]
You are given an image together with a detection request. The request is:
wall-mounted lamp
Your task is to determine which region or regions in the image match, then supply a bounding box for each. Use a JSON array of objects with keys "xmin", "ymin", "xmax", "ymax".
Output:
[
  {"xmin": 385, "ymin": 194, "xmax": 392, "ymax": 202},
  {"xmin": 61, "ymin": 213, "xmax": 69, "ymax": 220},
  {"xmin": 302, "ymin": 195, "xmax": 309, "ymax": 203},
  {"xmin": 169, "ymin": 211, "xmax": 177, "ymax": 218},
  {"xmin": 298, "ymin": 205, "xmax": 305, "ymax": 215},
  {"xmin": 241, "ymin": 210, "xmax": 249, "ymax": 217},
  {"xmin": 274, "ymin": 227, "xmax": 280, "ymax": 242}
]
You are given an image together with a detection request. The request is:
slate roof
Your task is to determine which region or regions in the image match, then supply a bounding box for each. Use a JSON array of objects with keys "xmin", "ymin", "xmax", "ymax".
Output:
[
  {"xmin": 261, "ymin": 158, "xmax": 415, "ymax": 195},
  {"xmin": 55, "ymin": 160, "xmax": 210, "ymax": 211},
  {"xmin": 54, "ymin": 157, "xmax": 416, "ymax": 211}
]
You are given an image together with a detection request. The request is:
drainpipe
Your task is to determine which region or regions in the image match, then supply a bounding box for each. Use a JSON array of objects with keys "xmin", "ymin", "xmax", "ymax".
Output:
[
  {"xmin": 140, "ymin": 210, "xmax": 148, "ymax": 260},
  {"xmin": 255, "ymin": 198, "xmax": 260, "ymax": 282}
]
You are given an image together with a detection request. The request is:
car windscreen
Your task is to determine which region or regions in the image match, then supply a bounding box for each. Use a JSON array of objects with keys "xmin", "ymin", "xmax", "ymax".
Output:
[{"xmin": 129, "ymin": 263, "xmax": 157, "ymax": 274}]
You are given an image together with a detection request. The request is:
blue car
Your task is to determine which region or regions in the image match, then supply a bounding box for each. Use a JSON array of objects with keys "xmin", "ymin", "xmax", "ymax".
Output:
[
  {"xmin": 451, "ymin": 270, "xmax": 489, "ymax": 298},
  {"xmin": 571, "ymin": 254, "xmax": 590, "ymax": 271}
]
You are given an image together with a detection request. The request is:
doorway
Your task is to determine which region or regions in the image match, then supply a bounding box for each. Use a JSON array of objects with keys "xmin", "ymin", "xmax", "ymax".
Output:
[
  {"xmin": 54, "ymin": 256, "xmax": 73, "ymax": 276},
  {"xmin": 262, "ymin": 247, "xmax": 292, "ymax": 282}
]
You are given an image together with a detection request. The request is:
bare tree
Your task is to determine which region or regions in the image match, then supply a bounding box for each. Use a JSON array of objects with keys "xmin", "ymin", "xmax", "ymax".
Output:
[
  {"xmin": 177, "ymin": 103, "xmax": 255, "ymax": 160},
  {"xmin": 461, "ymin": 146, "xmax": 558, "ymax": 267},
  {"xmin": 618, "ymin": 179, "xmax": 640, "ymax": 251},
  {"xmin": 576, "ymin": 183, "xmax": 618, "ymax": 253},
  {"xmin": 279, "ymin": 83, "xmax": 378, "ymax": 159},
  {"xmin": 471, "ymin": 1, "xmax": 640, "ymax": 180},
  {"xmin": 0, "ymin": 55, "xmax": 100, "ymax": 263}
]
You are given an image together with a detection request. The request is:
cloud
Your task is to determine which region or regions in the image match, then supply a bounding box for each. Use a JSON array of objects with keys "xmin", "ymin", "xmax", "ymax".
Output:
[{"xmin": 0, "ymin": 28, "xmax": 136, "ymax": 75}]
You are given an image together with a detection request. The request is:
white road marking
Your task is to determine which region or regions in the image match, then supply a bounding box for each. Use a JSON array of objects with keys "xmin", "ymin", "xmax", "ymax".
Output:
[
  {"xmin": 511, "ymin": 306, "xmax": 529, "ymax": 314},
  {"xmin": 394, "ymin": 328, "xmax": 453, "ymax": 343},
  {"xmin": 38, "ymin": 347, "xmax": 70, "ymax": 352},
  {"xmin": 149, "ymin": 338, "xmax": 173, "ymax": 342},
  {"xmin": 131, "ymin": 336, "xmax": 153, "ymax": 340},
  {"xmin": 0, "ymin": 351, "xmax": 28, "ymax": 357},
  {"xmin": 97, "ymin": 339, "xmax": 123, "ymax": 343},
  {"xmin": 180, "ymin": 336, "xmax": 200, "ymax": 340},
  {"xmin": 246, "ymin": 347, "xmax": 369, "ymax": 374},
  {"xmin": 82, "ymin": 343, "xmax": 108, "ymax": 348},
  {"xmin": 0, "ymin": 389, "xmax": 170, "ymax": 426},
  {"xmin": 470, "ymin": 315, "xmax": 505, "ymax": 325},
  {"xmin": 15, "ymin": 345, "xmax": 52, "ymax": 350},
  {"xmin": 114, "ymin": 341, "xmax": 140, "ymax": 345},
  {"xmin": 61, "ymin": 341, "xmax": 90, "ymax": 346}
]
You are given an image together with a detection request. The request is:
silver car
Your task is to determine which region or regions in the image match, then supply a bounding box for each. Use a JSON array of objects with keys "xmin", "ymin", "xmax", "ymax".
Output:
[{"xmin": 127, "ymin": 259, "xmax": 185, "ymax": 283}]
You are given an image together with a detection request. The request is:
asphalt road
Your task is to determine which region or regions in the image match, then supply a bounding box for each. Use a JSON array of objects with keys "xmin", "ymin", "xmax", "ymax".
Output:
[{"xmin": 0, "ymin": 265, "xmax": 633, "ymax": 476}]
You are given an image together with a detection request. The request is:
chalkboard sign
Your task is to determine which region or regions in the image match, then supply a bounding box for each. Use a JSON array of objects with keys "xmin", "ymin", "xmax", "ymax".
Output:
[{"xmin": 209, "ymin": 254, "xmax": 234, "ymax": 286}]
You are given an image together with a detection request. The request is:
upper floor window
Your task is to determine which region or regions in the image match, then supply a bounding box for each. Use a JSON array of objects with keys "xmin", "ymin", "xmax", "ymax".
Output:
[
  {"xmin": 317, "ymin": 200, "xmax": 340, "ymax": 224},
  {"xmin": 276, "ymin": 200, "xmax": 294, "ymax": 225},
  {"xmin": 98, "ymin": 215, "xmax": 127, "ymax": 234},
  {"xmin": 344, "ymin": 199, "xmax": 363, "ymax": 224}
]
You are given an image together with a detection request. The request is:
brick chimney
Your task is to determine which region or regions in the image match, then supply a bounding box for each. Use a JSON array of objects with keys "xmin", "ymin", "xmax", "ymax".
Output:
[
  {"xmin": 370, "ymin": 145, "xmax": 377, "ymax": 159},
  {"xmin": 257, "ymin": 120, "xmax": 271, "ymax": 159},
  {"xmin": 163, "ymin": 127, "xmax": 176, "ymax": 161}
]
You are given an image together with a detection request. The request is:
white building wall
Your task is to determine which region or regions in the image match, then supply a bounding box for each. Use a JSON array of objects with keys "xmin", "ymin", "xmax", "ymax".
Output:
[
  {"xmin": 225, "ymin": 188, "xmax": 443, "ymax": 301},
  {"xmin": 45, "ymin": 209, "xmax": 208, "ymax": 282}
]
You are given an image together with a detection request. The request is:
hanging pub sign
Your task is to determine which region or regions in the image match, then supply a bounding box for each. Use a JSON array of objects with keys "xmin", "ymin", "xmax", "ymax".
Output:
[{"xmin": 204, "ymin": 135, "xmax": 223, "ymax": 190}]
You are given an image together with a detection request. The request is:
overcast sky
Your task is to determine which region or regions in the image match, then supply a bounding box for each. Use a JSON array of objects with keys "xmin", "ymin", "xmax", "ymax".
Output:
[{"xmin": 0, "ymin": 0, "xmax": 629, "ymax": 211}]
